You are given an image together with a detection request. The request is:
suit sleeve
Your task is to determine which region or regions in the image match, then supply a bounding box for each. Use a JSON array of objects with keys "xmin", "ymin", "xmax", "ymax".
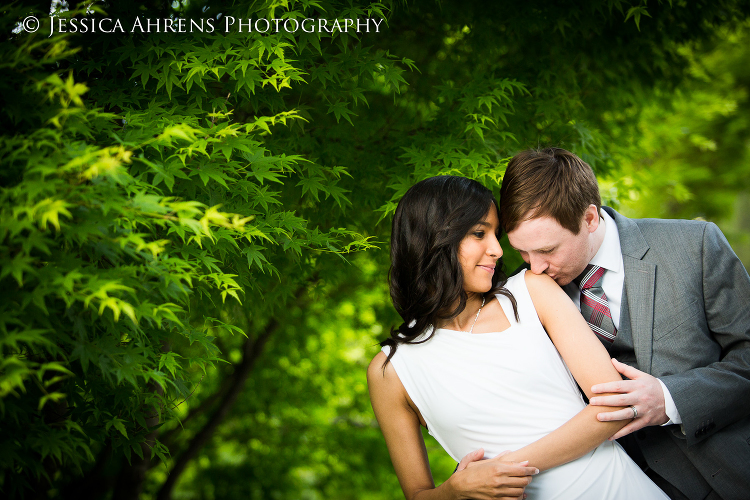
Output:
[{"xmin": 660, "ymin": 222, "xmax": 750, "ymax": 446}]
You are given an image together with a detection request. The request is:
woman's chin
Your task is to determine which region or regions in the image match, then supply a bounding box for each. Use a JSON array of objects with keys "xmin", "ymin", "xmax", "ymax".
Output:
[{"xmin": 465, "ymin": 283, "xmax": 493, "ymax": 295}]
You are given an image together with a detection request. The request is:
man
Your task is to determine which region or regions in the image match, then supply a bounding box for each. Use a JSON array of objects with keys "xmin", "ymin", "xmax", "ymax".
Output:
[{"xmin": 493, "ymin": 147, "xmax": 750, "ymax": 499}]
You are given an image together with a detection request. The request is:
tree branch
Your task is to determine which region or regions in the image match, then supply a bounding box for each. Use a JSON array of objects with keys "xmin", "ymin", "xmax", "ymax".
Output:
[
  {"xmin": 154, "ymin": 317, "xmax": 279, "ymax": 500},
  {"xmin": 156, "ymin": 381, "xmax": 229, "ymax": 452}
]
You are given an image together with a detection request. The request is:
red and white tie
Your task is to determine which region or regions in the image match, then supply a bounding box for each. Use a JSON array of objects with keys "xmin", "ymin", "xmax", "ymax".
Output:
[{"xmin": 575, "ymin": 265, "xmax": 617, "ymax": 343}]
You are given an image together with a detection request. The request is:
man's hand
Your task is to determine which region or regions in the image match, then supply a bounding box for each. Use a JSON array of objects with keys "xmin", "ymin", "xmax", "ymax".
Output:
[
  {"xmin": 589, "ymin": 358, "xmax": 669, "ymax": 440},
  {"xmin": 451, "ymin": 449, "xmax": 538, "ymax": 500}
]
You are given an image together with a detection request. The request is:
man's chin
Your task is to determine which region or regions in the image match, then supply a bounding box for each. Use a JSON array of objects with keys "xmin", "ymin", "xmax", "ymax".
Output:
[{"xmin": 552, "ymin": 275, "xmax": 572, "ymax": 286}]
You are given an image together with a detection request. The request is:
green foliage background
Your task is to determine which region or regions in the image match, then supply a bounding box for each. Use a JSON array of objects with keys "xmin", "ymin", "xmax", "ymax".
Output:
[{"xmin": 1, "ymin": 0, "xmax": 749, "ymax": 499}]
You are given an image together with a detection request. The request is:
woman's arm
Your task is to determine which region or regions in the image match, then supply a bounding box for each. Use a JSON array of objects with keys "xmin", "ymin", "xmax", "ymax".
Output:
[
  {"xmin": 367, "ymin": 352, "xmax": 537, "ymax": 500},
  {"xmin": 496, "ymin": 272, "xmax": 629, "ymax": 471}
]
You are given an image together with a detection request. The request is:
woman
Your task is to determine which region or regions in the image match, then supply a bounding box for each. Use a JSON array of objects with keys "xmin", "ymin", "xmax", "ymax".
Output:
[{"xmin": 367, "ymin": 176, "xmax": 668, "ymax": 499}]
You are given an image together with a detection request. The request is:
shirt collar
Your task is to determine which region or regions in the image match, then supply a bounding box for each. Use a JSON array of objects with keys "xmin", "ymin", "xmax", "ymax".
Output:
[{"xmin": 589, "ymin": 209, "xmax": 622, "ymax": 273}]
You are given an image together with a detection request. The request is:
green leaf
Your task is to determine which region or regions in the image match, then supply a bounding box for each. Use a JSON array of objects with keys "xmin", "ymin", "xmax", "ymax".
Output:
[{"xmin": 106, "ymin": 418, "xmax": 129, "ymax": 438}]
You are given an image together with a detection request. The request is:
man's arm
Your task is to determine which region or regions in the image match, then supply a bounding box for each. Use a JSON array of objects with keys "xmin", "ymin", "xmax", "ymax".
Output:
[
  {"xmin": 591, "ymin": 222, "xmax": 750, "ymax": 444},
  {"xmin": 661, "ymin": 222, "xmax": 750, "ymax": 444}
]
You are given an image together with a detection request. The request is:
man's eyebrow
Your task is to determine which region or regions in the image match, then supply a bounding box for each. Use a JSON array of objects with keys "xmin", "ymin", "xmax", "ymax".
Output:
[{"xmin": 511, "ymin": 244, "xmax": 555, "ymax": 252}]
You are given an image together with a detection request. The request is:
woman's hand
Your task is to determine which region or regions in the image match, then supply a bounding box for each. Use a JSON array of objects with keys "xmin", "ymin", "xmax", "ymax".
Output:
[{"xmin": 447, "ymin": 448, "xmax": 538, "ymax": 500}]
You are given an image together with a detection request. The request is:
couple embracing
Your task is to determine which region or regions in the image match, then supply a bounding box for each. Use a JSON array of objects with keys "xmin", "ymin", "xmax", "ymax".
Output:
[{"xmin": 368, "ymin": 148, "xmax": 750, "ymax": 499}]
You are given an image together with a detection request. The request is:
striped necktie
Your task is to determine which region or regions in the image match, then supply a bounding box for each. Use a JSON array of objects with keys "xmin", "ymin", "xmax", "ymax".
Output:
[{"xmin": 575, "ymin": 265, "xmax": 617, "ymax": 343}]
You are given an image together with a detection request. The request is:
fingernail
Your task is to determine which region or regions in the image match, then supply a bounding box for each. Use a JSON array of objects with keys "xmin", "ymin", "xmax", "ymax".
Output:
[
  {"xmin": 533, "ymin": 468, "xmax": 540, "ymax": 475},
  {"xmin": 519, "ymin": 460, "xmax": 529, "ymax": 465}
]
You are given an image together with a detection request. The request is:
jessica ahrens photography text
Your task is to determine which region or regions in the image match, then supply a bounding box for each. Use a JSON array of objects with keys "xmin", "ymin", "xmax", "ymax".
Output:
[{"xmin": 33, "ymin": 15, "xmax": 384, "ymax": 36}]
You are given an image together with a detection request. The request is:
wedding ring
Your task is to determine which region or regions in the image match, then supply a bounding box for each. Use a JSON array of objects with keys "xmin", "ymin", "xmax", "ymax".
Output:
[{"xmin": 629, "ymin": 405, "xmax": 638, "ymax": 419}]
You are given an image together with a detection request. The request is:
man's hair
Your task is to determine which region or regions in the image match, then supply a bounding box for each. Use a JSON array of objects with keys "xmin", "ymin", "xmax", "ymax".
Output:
[{"xmin": 499, "ymin": 147, "xmax": 601, "ymax": 234}]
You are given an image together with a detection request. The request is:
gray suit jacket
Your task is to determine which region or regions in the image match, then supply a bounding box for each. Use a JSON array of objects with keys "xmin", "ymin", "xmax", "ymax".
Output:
[{"xmin": 604, "ymin": 207, "xmax": 750, "ymax": 500}]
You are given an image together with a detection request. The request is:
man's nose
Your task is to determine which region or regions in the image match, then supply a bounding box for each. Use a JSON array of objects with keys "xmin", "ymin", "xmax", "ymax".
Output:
[{"xmin": 529, "ymin": 255, "xmax": 548, "ymax": 274}]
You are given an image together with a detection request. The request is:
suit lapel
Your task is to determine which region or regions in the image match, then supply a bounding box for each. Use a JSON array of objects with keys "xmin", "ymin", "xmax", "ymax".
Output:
[{"xmin": 604, "ymin": 207, "xmax": 656, "ymax": 373}]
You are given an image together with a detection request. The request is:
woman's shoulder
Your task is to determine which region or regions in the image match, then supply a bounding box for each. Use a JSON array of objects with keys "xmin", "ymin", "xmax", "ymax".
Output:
[
  {"xmin": 501, "ymin": 268, "xmax": 553, "ymax": 296},
  {"xmin": 504, "ymin": 268, "xmax": 554, "ymax": 287},
  {"xmin": 498, "ymin": 270, "xmax": 562, "ymax": 324},
  {"xmin": 368, "ymin": 349, "xmax": 388, "ymax": 373},
  {"xmin": 367, "ymin": 348, "xmax": 406, "ymax": 381},
  {"xmin": 520, "ymin": 269, "xmax": 558, "ymax": 295},
  {"xmin": 367, "ymin": 350, "xmax": 411, "ymax": 402},
  {"xmin": 367, "ymin": 351, "xmax": 391, "ymax": 387},
  {"xmin": 501, "ymin": 268, "xmax": 527, "ymax": 294},
  {"xmin": 521, "ymin": 271, "xmax": 576, "ymax": 330}
]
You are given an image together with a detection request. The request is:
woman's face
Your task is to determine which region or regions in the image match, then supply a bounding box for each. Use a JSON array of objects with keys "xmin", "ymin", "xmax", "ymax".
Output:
[{"xmin": 458, "ymin": 206, "xmax": 503, "ymax": 294}]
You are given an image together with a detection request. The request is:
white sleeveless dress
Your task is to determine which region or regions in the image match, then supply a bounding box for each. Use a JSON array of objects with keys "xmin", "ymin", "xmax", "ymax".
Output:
[{"xmin": 383, "ymin": 270, "xmax": 668, "ymax": 499}]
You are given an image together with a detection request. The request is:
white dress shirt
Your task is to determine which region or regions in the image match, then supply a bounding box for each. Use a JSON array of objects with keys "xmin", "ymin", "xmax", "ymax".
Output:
[{"xmin": 564, "ymin": 210, "xmax": 682, "ymax": 425}]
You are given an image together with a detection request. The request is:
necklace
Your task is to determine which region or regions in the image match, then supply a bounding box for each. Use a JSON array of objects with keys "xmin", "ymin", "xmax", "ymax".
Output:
[{"xmin": 466, "ymin": 296, "xmax": 486, "ymax": 334}]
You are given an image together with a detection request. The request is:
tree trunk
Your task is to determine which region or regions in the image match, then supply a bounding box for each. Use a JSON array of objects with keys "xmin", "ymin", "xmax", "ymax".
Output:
[
  {"xmin": 111, "ymin": 405, "xmax": 162, "ymax": 500},
  {"xmin": 61, "ymin": 442, "xmax": 114, "ymax": 500},
  {"xmin": 155, "ymin": 318, "xmax": 279, "ymax": 500},
  {"xmin": 156, "ymin": 376, "xmax": 230, "ymax": 452},
  {"xmin": 111, "ymin": 342, "xmax": 168, "ymax": 500}
]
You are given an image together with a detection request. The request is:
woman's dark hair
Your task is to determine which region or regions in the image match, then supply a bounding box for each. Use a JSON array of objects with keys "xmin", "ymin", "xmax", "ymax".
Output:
[{"xmin": 381, "ymin": 176, "xmax": 517, "ymax": 366}]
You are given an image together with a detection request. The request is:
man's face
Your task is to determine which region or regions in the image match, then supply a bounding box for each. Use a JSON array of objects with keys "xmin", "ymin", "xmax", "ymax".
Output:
[{"xmin": 507, "ymin": 209, "xmax": 598, "ymax": 286}]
